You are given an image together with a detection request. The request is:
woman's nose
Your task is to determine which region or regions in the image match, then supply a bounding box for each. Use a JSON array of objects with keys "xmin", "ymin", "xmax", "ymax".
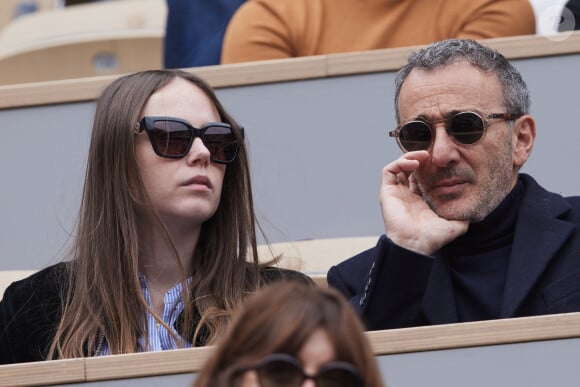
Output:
[{"xmin": 186, "ymin": 137, "xmax": 211, "ymax": 164}]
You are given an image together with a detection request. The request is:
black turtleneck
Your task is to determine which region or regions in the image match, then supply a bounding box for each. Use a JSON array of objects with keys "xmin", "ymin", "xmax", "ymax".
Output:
[{"xmin": 440, "ymin": 179, "xmax": 524, "ymax": 322}]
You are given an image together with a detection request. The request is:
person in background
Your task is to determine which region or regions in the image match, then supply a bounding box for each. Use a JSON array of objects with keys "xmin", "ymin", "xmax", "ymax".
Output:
[
  {"xmin": 0, "ymin": 69, "xmax": 309, "ymax": 364},
  {"xmin": 559, "ymin": 0, "xmax": 580, "ymax": 31},
  {"xmin": 221, "ymin": 0, "xmax": 535, "ymax": 64},
  {"xmin": 328, "ymin": 39, "xmax": 580, "ymax": 331},
  {"xmin": 195, "ymin": 281, "xmax": 384, "ymax": 387},
  {"xmin": 164, "ymin": 0, "xmax": 246, "ymax": 68}
]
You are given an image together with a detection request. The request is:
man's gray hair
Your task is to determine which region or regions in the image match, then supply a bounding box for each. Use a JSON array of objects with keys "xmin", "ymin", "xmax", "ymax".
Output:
[{"xmin": 394, "ymin": 39, "xmax": 530, "ymax": 122}]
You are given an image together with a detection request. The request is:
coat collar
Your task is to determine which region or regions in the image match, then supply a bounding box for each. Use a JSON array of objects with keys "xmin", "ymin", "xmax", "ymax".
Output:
[{"xmin": 500, "ymin": 174, "xmax": 573, "ymax": 317}]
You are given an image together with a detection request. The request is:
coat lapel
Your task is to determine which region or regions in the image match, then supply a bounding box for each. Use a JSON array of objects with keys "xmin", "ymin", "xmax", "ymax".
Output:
[{"xmin": 500, "ymin": 176, "xmax": 573, "ymax": 318}]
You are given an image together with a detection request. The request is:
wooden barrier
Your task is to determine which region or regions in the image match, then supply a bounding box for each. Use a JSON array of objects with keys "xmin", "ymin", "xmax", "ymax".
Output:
[
  {"xmin": 1, "ymin": 31, "xmax": 579, "ymax": 108},
  {"xmin": 257, "ymin": 236, "xmax": 378, "ymax": 272},
  {"xmin": 256, "ymin": 236, "xmax": 378, "ymax": 287},
  {"xmin": 1, "ymin": 312, "xmax": 579, "ymax": 386}
]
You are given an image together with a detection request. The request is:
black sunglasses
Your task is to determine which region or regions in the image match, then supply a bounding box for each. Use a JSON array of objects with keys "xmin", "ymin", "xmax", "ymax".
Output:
[
  {"xmin": 135, "ymin": 116, "xmax": 244, "ymax": 164},
  {"xmin": 388, "ymin": 111, "xmax": 520, "ymax": 152},
  {"xmin": 237, "ymin": 353, "xmax": 366, "ymax": 387}
]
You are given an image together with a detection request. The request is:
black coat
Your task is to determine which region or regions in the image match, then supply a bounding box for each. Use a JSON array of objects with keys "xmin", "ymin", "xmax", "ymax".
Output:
[
  {"xmin": 328, "ymin": 174, "xmax": 580, "ymax": 330},
  {"xmin": 0, "ymin": 262, "xmax": 310, "ymax": 364}
]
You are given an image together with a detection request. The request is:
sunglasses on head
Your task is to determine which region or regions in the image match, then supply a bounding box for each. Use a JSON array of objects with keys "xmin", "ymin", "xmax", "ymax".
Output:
[
  {"xmin": 237, "ymin": 353, "xmax": 366, "ymax": 387},
  {"xmin": 388, "ymin": 111, "xmax": 520, "ymax": 153},
  {"xmin": 135, "ymin": 116, "xmax": 244, "ymax": 164}
]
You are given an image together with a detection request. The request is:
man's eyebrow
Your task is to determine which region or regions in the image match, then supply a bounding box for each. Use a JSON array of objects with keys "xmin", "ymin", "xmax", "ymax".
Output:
[
  {"xmin": 406, "ymin": 112, "xmax": 449, "ymax": 122},
  {"xmin": 403, "ymin": 113, "xmax": 432, "ymax": 122},
  {"xmin": 411, "ymin": 109, "xmax": 476, "ymax": 122}
]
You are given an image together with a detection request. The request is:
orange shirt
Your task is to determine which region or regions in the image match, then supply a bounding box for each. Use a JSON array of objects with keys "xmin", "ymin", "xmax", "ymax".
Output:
[{"xmin": 221, "ymin": 0, "xmax": 536, "ymax": 63}]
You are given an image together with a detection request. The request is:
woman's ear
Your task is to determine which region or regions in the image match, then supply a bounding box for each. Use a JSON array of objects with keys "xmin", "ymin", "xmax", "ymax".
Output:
[{"xmin": 512, "ymin": 115, "xmax": 536, "ymax": 168}]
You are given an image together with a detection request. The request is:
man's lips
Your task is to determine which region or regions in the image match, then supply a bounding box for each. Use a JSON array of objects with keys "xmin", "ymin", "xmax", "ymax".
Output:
[
  {"xmin": 433, "ymin": 178, "xmax": 465, "ymax": 188},
  {"xmin": 430, "ymin": 178, "xmax": 467, "ymax": 195}
]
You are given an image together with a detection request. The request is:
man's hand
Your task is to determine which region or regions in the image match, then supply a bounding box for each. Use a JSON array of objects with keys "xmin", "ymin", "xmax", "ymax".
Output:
[{"xmin": 380, "ymin": 151, "xmax": 469, "ymax": 255}]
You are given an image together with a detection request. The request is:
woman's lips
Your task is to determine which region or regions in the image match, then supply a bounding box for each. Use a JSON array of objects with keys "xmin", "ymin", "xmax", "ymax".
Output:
[{"xmin": 182, "ymin": 175, "xmax": 212, "ymax": 191}]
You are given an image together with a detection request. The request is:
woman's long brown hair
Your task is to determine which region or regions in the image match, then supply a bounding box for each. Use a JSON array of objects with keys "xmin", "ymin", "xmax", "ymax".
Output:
[
  {"xmin": 48, "ymin": 70, "xmax": 264, "ymax": 358},
  {"xmin": 196, "ymin": 282, "xmax": 385, "ymax": 387}
]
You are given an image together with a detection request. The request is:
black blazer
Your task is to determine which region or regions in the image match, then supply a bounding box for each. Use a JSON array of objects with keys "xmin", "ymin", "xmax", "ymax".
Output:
[
  {"xmin": 328, "ymin": 174, "xmax": 580, "ymax": 330},
  {"xmin": 0, "ymin": 262, "xmax": 311, "ymax": 364}
]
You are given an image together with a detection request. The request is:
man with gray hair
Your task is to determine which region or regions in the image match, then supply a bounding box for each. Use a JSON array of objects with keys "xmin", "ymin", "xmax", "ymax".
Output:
[{"xmin": 328, "ymin": 39, "xmax": 580, "ymax": 330}]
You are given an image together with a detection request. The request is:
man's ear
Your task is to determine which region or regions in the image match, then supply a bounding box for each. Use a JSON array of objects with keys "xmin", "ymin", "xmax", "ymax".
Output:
[{"xmin": 512, "ymin": 115, "xmax": 536, "ymax": 168}]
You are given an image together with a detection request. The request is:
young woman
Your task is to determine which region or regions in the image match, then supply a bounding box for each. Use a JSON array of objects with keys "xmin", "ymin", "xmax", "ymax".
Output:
[
  {"xmin": 0, "ymin": 69, "xmax": 309, "ymax": 364},
  {"xmin": 196, "ymin": 281, "xmax": 385, "ymax": 387}
]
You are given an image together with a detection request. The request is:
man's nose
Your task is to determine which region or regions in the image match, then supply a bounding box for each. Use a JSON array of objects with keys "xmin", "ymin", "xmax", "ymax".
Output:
[{"xmin": 430, "ymin": 125, "xmax": 461, "ymax": 167}]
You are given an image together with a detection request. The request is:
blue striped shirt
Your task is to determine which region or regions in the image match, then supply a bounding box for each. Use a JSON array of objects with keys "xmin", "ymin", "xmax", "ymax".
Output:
[{"xmin": 97, "ymin": 275, "xmax": 193, "ymax": 355}]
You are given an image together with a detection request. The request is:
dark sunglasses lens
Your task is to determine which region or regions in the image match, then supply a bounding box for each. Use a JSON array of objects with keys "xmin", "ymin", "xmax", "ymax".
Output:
[
  {"xmin": 449, "ymin": 112, "xmax": 485, "ymax": 144},
  {"xmin": 317, "ymin": 366, "xmax": 366, "ymax": 387},
  {"xmin": 152, "ymin": 120, "xmax": 192, "ymax": 156},
  {"xmin": 258, "ymin": 359, "xmax": 303, "ymax": 387},
  {"xmin": 398, "ymin": 121, "xmax": 432, "ymax": 151},
  {"xmin": 203, "ymin": 125, "xmax": 239, "ymax": 163}
]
